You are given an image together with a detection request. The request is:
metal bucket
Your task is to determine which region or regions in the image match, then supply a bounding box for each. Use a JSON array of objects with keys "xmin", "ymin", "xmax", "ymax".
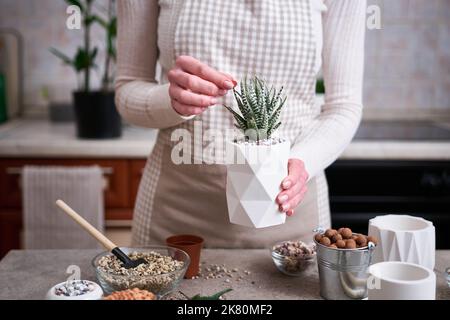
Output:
[{"xmin": 315, "ymin": 239, "xmax": 375, "ymax": 300}]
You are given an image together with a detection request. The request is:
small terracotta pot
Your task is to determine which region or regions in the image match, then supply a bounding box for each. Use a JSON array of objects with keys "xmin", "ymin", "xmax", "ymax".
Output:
[{"xmin": 166, "ymin": 234, "xmax": 204, "ymax": 279}]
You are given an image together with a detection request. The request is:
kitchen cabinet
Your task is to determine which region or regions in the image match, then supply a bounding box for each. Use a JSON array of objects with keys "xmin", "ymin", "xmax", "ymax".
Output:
[
  {"xmin": 326, "ymin": 160, "xmax": 450, "ymax": 249},
  {"xmin": 0, "ymin": 158, "xmax": 146, "ymax": 258}
]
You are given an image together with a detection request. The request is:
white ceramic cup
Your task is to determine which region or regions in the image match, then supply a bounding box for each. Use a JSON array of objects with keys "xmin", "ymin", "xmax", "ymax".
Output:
[
  {"xmin": 368, "ymin": 215, "xmax": 435, "ymax": 269},
  {"xmin": 368, "ymin": 261, "xmax": 436, "ymax": 300}
]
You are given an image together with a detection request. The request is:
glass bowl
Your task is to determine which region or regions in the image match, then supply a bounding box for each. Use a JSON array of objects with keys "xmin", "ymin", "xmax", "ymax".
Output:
[
  {"xmin": 92, "ymin": 246, "xmax": 190, "ymax": 297},
  {"xmin": 270, "ymin": 241, "xmax": 316, "ymax": 276}
]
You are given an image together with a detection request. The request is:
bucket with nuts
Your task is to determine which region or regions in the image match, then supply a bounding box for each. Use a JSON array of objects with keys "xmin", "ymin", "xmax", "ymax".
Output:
[{"xmin": 314, "ymin": 227, "xmax": 377, "ymax": 300}]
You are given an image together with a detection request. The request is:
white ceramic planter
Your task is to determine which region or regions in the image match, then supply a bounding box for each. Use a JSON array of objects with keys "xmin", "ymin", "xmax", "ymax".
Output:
[
  {"xmin": 225, "ymin": 139, "xmax": 290, "ymax": 228},
  {"xmin": 368, "ymin": 261, "xmax": 436, "ymax": 300},
  {"xmin": 368, "ymin": 215, "xmax": 435, "ymax": 269}
]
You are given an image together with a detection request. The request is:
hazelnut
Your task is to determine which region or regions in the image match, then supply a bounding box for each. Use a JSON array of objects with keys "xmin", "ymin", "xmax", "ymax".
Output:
[
  {"xmin": 319, "ymin": 237, "xmax": 331, "ymax": 246},
  {"xmin": 340, "ymin": 228, "xmax": 353, "ymax": 239},
  {"xmin": 367, "ymin": 236, "xmax": 378, "ymax": 245},
  {"xmin": 337, "ymin": 227, "xmax": 345, "ymax": 234},
  {"xmin": 324, "ymin": 229, "xmax": 337, "ymax": 238},
  {"xmin": 314, "ymin": 233, "xmax": 323, "ymax": 243},
  {"xmin": 336, "ymin": 240, "xmax": 346, "ymax": 248},
  {"xmin": 331, "ymin": 233, "xmax": 343, "ymax": 243},
  {"xmin": 329, "ymin": 244, "xmax": 338, "ymax": 249},
  {"xmin": 355, "ymin": 235, "xmax": 367, "ymax": 247},
  {"xmin": 345, "ymin": 239, "xmax": 357, "ymax": 249}
]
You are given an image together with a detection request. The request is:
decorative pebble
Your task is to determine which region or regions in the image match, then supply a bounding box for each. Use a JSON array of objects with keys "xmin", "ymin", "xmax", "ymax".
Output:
[
  {"xmin": 273, "ymin": 240, "xmax": 316, "ymax": 273},
  {"xmin": 54, "ymin": 280, "xmax": 95, "ymax": 297},
  {"xmin": 97, "ymin": 251, "xmax": 183, "ymax": 277},
  {"xmin": 236, "ymin": 137, "xmax": 285, "ymax": 146}
]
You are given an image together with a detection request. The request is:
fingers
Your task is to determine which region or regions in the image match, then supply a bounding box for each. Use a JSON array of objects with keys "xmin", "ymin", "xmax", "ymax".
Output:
[
  {"xmin": 176, "ymin": 55, "xmax": 236, "ymax": 90},
  {"xmin": 277, "ymin": 159, "xmax": 309, "ymax": 215},
  {"xmin": 171, "ymin": 99, "xmax": 206, "ymax": 116},
  {"xmin": 169, "ymin": 83, "xmax": 217, "ymax": 108},
  {"xmin": 279, "ymin": 186, "xmax": 308, "ymax": 214},
  {"xmin": 168, "ymin": 68, "xmax": 227, "ymax": 96},
  {"xmin": 281, "ymin": 159, "xmax": 308, "ymax": 190},
  {"xmin": 169, "ymin": 55, "xmax": 236, "ymax": 116},
  {"xmin": 277, "ymin": 182, "xmax": 301, "ymax": 205}
]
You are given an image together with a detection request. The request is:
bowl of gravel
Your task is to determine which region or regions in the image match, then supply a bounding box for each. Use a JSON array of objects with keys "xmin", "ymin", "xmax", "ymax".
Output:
[
  {"xmin": 92, "ymin": 246, "xmax": 190, "ymax": 297},
  {"xmin": 271, "ymin": 240, "xmax": 316, "ymax": 276}
]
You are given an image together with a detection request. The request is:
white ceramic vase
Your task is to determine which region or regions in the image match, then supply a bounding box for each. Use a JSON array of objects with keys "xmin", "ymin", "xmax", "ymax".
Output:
[
  {"xmin": 368, "ymin": 215, "xmax": 435, "ymax": 269},
  {"xmin": 225, "ymin": 139, "xmax": 290, "ymax": 228}
]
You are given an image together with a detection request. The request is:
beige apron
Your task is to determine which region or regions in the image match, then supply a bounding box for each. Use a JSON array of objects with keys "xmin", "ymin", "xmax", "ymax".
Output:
[
  {"xmin": 131, "ymin": 0, "xmax": 331, "ymax": 247},
  {"xmin": 146, "ymin": 144, "xmax": 322, "ymax": 248}
]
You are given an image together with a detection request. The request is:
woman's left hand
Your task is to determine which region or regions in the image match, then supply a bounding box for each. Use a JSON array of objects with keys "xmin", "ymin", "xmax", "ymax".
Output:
[{"xmin": 277, "ymin": 159, "xmax": 309, "ymax": 216}]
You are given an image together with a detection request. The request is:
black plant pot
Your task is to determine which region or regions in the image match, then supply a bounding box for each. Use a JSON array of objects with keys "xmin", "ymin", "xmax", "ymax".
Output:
[{"xmin": 73, "ymin": 91, "xmax": 122, "ymax": 139}]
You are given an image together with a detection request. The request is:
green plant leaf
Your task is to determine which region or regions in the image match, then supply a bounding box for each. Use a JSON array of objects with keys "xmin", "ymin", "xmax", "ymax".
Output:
[
  {"xmin": 72, "ymin": 47, "xmax": 97, "ymax": 72},
  {"xmin": 232, "ymin": 89, "xmax": 251, "ymax": 120},
  {"xmin": 109, "ymin": 17, "xmax": 117, "ymax": 37},
  {"xmin": 223, "ymin": 76, "xmax": 286, "ymax": 141},
  {"xmin": 84, "ymin": 15, "xmax": 97, "ymax": 26},
  {"xmin": 65, "ymin": 0, "xmax": 84, "ymax": 12},
  {"xmin": 223, "ymin": 104, "xmax": 246, "ymax": 131},
  {"xmin": 49, "ymin": 47, "xmax": 74, "ymax": 66},
  {"xmin": 190, "ymin": 289, "xmax": 233, "ymax": 300},
  {"xmin": 268, "ymin": 122, "xmax": 281, "ymax": 137},
  {"xmin": 92, "ymin": 14, "xmax": 107, "ymax": 28}
]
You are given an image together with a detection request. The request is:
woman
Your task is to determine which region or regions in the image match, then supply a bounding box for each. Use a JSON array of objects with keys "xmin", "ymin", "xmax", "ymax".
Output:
[{"xmin": 115, "ymin": 0, "xmax": 366, "ymax": 247}]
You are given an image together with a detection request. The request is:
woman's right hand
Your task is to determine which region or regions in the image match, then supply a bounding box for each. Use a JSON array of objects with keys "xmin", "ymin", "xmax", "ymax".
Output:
[{"xmin": 168, "ymin": 56, "xmax": 237, "ymax": 116}]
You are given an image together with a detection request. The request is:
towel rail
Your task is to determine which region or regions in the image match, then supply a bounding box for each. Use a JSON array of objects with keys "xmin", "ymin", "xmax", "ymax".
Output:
[
  {"xmin": 5, "ymin": 167, "xmax": 112, "ymax": 190},
  {"xmin": 5, "ymin": 167, "xmax": 114, "ymax": 175}
]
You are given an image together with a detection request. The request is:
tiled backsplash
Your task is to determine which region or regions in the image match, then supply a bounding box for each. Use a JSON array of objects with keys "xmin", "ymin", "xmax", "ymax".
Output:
[
  {"xmin": 0, "ymin": 0, "xmax": 107, "ymax": 107},
  {"xmin": 0, "ymin": 0, "xmax": 449, "ymax": 117},
  {"xmin": 364, "ymin": 0, "xmax": 450, "ymax": 116}
]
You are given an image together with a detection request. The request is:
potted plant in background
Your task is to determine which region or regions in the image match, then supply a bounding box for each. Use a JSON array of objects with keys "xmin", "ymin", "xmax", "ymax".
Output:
[
  {"xmin": 50, "ymin": 0, "xmax": 121, "ymax": 139},
  {"xmin": 223, "ymin": 76, "xmax": 289, "ymax": 228}
]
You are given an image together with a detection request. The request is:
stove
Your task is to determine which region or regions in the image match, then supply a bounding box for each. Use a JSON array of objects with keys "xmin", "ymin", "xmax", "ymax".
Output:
[{"xmin": 328, "ymin": 121, "xmax": 450, "ymax": 249}]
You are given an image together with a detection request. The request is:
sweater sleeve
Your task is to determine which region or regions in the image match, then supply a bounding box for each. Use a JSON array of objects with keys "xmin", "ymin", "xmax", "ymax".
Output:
[
  {"xmin": 115, "ymin": 0, "xmax": 194, "ymax": 129},
  {"xmin": 290, "ymin": 0, "xmax": 366, "ymax": 178}
]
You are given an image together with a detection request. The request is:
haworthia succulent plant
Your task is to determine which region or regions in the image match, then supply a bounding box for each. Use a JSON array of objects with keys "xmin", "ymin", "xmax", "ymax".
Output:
[{"xmin": 224, "ymin": 76, "xmax": 286, "ymax": 142}]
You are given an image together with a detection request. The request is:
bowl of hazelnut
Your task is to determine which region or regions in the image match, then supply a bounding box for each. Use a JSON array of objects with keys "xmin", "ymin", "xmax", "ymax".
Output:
[{"xmin": 313, "ymin": 227, "xmax": 378, "ymax": 300}]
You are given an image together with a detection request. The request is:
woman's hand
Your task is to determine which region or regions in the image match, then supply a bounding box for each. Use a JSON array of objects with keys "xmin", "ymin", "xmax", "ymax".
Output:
[
  {"xmin": 277, "ymin": 159, "xmax": 309, "ymax": 216},
  {"xmin": 168, "ymin": 55, "xmax": 237, "ymax": 116}
]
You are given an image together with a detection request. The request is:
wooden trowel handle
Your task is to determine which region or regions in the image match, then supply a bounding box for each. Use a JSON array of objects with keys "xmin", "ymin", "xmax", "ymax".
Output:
[{"xmin": 56, "ymin": 199, "xmax": 116, "ymax": 251}]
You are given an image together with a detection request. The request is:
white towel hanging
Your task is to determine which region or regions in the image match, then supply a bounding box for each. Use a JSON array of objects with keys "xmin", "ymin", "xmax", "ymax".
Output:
[{"xmin": 22, "ymin": 166, "xmax": 104, "ymax": 249}]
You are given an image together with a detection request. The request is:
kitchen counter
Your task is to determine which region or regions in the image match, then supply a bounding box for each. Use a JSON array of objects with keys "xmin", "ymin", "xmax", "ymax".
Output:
[
  {"xmin": 0, "ymin": 249, "xmax": 449, "ymax": 300},
  {"xmin": 0, "ymin": 119, "xmax": 157, "ymax": 158},
  {"xmin": 1, "ymin": 119, "xmax": 450, "ymax": 160}
]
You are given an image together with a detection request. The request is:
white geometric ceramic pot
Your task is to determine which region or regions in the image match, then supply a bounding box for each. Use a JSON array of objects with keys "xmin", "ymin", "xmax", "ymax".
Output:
[
  {"xmin": 225, "ymin": 139, "xmax": 290, "ymax": 228},
  {"xmin": 368, "ymin": 215, "xmax": 435, "ymax": 269}
]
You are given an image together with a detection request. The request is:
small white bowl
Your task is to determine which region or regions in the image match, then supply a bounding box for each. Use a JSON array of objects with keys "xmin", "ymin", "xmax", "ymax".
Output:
[
  {"xmin": 368, "ymin": 261, "xmax": 436, "ymax": 300},
  {"xmin": 46, "ymin": 280, "xmax": 104, "ymax": 300}
]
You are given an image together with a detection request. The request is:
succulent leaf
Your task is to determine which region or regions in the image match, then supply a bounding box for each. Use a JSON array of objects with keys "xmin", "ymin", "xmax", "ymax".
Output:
[{"xmin": 223, "ymin": 76, "xmax": 286, "ymax": 141}]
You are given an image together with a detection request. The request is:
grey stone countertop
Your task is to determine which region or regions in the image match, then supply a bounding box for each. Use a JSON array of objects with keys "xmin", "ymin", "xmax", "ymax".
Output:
[
  {"xmin": 1, "ymin": 119, "xmax": 450, "ymax": 160},
  {"xmin": 0, "ymin": 249, "xmax": 449, "ymax": 300}
]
